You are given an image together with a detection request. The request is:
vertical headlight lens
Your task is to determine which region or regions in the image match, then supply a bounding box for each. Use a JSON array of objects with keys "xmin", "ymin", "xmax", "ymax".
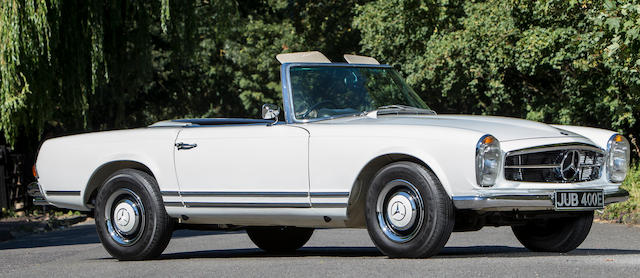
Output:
[
  {"xmin": 607, "ymin": 134, "xmax": 630, "ymax": 183},
  {"xmin": 476, "ymin": 135, "xmax": 501, "ymax": 187}
]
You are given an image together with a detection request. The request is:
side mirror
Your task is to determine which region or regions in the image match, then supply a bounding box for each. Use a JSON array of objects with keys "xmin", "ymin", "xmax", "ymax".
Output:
[{"xmin": 261, "ymin": 104, "xmax": 280, "ymax": 125}]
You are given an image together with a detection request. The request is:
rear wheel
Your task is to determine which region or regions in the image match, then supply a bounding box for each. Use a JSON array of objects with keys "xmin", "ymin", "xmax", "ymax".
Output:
[
  {"xmin": 246, "ymin": 226, "xmax": 314, "ymax": 252},
  {"xmin": 95, "ymin": 169, "xmax": 173, "ymax": 260},
  {"xmin": 365, "ymin": 161, "xmax": 455, "ymax": 258},
  {"xmin": 511, "ymin": 212, "xmax": 594, "ymax": 252}
]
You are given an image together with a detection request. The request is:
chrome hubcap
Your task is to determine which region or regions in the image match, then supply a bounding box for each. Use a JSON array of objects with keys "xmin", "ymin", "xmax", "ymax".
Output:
[
  {"xmin": 386, "ymin": 193, "xmax": 415, "ymax": 230},
  {"xmin": 113, "ymin": 200, "xmax": 139, "ymax": 234},
  {"xmin": 105, "ymin": 188, "xmax": 145, "ymax": 246},
  {"xmin": 376, "ymin": 179, "xmax": 424, "ymax": 243}
]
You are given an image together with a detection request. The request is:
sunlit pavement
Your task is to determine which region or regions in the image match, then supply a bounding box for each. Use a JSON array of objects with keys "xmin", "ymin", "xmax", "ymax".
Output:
[{"xmin": 1, "ymin": 220, "xmax": 639, "ymax": 277}]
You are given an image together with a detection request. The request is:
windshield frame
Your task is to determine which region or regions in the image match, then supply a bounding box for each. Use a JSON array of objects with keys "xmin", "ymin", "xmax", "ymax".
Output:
[{"xmin": 281, "ymin": 63, "xmax": 426, "ymax": 124}]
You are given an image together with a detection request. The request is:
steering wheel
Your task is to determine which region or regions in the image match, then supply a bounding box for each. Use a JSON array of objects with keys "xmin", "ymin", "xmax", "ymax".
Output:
[{"xmin": 301, "ymin": 100, "xmax": 337, "ymax": 119}]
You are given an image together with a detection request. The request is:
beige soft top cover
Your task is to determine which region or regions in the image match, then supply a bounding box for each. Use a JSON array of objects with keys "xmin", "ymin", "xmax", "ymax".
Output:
[
  {"xmin": 276, "ymin": 51, "xmax": 331, "ymax": 64},
  {"xmin": 276, "ymin": 51, "xmax": 380, "ymax": 64}
]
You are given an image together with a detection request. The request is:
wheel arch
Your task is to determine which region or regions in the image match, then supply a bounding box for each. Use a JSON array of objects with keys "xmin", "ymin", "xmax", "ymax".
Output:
[
  {"xmin": 345, "ymin": 153, "xmax": 440, "ymax": 227},
  {"xmin": 84, "ymin": 160, "xmax": 156, "ymax": 207}
]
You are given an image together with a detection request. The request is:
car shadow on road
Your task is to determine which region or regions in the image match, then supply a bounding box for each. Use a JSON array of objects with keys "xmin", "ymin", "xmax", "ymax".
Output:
[
  {"xmin": 5, "ymin": 224, "xmax": 640, "ymax": 260},
  {"xmin": 154, "ymin": 245, "xmax": 640, "ymax": 260},
  {"xmin": 438, "ymin": 246, "xmax": 640, "ymax": 258},
  {"xmin": 157, "ymin": 246, "xmax": 383, "ymax": 260},
  {"xmin": 0, "ymin": 224, "xmax": 241, "ymax": 250}
]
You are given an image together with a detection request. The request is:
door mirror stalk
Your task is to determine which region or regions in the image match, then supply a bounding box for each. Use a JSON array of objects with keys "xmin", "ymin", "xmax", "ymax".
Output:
[{"xmin": 262, "ymin": 104, "xmax": 280, "ymax": 126}]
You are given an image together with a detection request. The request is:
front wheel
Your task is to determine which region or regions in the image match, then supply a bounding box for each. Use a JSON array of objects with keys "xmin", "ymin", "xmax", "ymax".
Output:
[
  {"xmin": 246, "ymin": 226, "xmax": 314, "ymax": 252},
  {"xmin": 95, "ymin": 169, "xmax": 173, "ymax": 260},
  {"xmin": 511, "ymin": 212, "xmax": 594, "ymax": 253},
  {"xmin": 365, "ymin": 161, "xmax": 455, "ymax": 258}
]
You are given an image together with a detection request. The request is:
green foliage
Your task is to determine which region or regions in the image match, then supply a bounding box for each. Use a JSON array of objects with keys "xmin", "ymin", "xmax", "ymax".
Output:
[
  {"xmin": 224, "ymin": 0, "xmax": 367, "ymax": 116},
  {"xmin": 0, "ymin": 0, "xmax": 368, "ymax": 148},
  {"xmin": 598, "ymin": 163, "xmax": 640, "ymax": 224},
  {"xmin": 1, "ymin": 208, "xmax": 18, "ymax": 218},
  {"xmin": 355, "ymin": 0, "xmax": 640, "ymax": 140},
  {"xmin": 1, "ymin": 0, "xmax": 61, "ymax": 145},
  {"xmin": 1, "ymin": 1, "xmax": 170, "ymax": 147}
]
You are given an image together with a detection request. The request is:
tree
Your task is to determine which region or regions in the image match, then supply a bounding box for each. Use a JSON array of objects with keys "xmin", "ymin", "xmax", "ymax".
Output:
[{"xmin": 355, "ymin": 0, "xmax": 640, "ymax": 139}]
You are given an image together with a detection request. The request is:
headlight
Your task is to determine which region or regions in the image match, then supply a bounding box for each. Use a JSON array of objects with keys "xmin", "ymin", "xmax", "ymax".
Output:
[
  {"xmin": 476, "ymin": 135, "xmax": 501, "ymax": 187},
  {"xmin": 607, "ymin": 134, "xmax": 630, "ymax": 183}
]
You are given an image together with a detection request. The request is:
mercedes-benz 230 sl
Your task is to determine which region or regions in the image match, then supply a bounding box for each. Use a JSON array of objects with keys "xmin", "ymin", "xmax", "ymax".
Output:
[{"xmin": 29, "ymin": 52, "xmax": 630, "ymax": 260}]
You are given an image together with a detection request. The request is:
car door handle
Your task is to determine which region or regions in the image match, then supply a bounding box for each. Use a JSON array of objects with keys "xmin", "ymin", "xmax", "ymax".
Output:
[{"xmin": 175, "ymin": 142, "xmax": 197, "ymax": 150}]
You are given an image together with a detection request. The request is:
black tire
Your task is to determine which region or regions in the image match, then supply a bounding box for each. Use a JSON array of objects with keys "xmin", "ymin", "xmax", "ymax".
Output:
[
  {"xmin": 365, "ymin": 161, "xmax": 455, "ymax": 258},
  {"xmin": 246, "ymin": 226, "xmax": 314, "ymax": 252},
  {"xmin": 511, "ymin": 212, "xmax": 594, "ymax": 253},
  {"xmin": 95, "ymin": 169, "xmax": 173, "ymax": 260}
]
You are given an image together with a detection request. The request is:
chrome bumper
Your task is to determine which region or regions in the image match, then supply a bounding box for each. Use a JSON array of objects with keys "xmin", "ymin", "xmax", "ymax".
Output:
[
  {"xmin": 27, "ymin": 182, "xmax": 48, "ymax": 206},
  {"xmin": 452, "ymin": 188, "xmax": 629, "ymax": 211}
]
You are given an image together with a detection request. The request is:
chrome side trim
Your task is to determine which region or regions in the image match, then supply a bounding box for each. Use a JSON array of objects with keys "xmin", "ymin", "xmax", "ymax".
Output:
[
  {"xmin": 175, "ymin": 191, "xmax": 308, "ymax": 197},
  {"xmin": 183, "ymin": 202, "xmax": 311, "ymax": 208},
  {"xmin": 162, "ymin": 191, "xmax": 350, "ymax": 198},
  {"xmin": 46, "ymin": 190, "xmax": 81, "ymax": 196},
  {"xmin": 161, "ymin": 190, "xmax": 351, "ymax": 208},
  {"xmin": 453, "ymin": 188, "xmax": 629, "ymax": 210},
  {"xmin": 312, "ymin": 203, "xmax": 349, "ymax": 208},
  {"xmin": 164, "ymin": 201, "xmax": 347, "ymax": 208},
  {"xmin": 161, "ymin": 191, "xmax": 180, "ymax": 197},
  {"xmin": 310, "ymin": 192, "xmax": 350, "ymax": 197}
]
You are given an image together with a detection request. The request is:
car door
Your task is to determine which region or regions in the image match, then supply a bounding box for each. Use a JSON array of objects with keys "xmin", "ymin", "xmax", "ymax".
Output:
[{"xmin": 173, "ymin": 124, "xmax": 310, "ymax": 207}]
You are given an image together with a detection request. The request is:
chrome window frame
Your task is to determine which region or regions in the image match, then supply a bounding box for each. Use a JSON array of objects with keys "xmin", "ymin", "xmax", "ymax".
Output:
[{"xmin": 280, "ymin": 63, "xmax": 395, "ymax": 124}]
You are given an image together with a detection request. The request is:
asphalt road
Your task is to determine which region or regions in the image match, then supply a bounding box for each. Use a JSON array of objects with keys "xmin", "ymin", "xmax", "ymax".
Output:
[{"xmin": 1, "ymin": 220, "xmax": 638, "ymax": 277}]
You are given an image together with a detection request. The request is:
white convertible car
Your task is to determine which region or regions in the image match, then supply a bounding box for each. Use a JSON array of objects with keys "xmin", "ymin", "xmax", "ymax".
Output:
[{"xmin": 29, "ymin": 52, "xmax": 630, "ymax": 260}]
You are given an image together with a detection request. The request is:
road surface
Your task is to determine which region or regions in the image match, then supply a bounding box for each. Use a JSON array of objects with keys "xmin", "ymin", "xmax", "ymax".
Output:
[{"xmin": 1, "ymin": 220, "xmax": 638, "ymax": 277}]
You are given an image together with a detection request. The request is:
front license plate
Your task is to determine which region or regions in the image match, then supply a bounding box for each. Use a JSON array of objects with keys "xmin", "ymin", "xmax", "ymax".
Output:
[{"xmin": 554, "ymin": 190, "xmax": 604, "ymax": 210}]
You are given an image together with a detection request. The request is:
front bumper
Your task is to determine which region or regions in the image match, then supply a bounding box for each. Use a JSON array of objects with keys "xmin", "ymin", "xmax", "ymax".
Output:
[
  {"xmin": 27, "ymin": 182, "xmax": 48, "ymax": 206},
  {"xmin": 453, "ymin": 188, "xmax": 629, "ymax": 211}
]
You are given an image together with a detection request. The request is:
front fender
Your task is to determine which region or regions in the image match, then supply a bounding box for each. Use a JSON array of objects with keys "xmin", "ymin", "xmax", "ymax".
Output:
[
  {"xmin": 551, "ymin": 125, "xmax": 617, "ymax": 150},
  {"xmin": 306, "ymin": 124, "xmax": 487, "ymax": 199}
]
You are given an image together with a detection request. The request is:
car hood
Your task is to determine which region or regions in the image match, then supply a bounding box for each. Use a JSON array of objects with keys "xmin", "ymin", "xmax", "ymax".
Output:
[{"xmin": 323, "ymin": 114, "xmax": 582, "ymax": 142}]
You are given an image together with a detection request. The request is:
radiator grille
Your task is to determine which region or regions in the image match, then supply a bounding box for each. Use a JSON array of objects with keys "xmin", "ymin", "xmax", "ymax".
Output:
[{"xmin": 504, "ymin": 144, "xmax": 605, "ymax": 183}]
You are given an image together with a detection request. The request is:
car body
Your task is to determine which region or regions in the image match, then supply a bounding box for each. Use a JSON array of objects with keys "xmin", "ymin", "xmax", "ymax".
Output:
[{"xmin": 30, "ymin": 52, "xmax": 630, "ymax": 260}]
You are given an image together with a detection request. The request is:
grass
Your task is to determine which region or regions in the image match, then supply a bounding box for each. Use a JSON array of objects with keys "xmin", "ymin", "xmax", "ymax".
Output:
[
  {"xmin": 1, "ymin": 207, "xmax": 82, "ymax": 220},
  {"xmin": 1, "ymin": 208, "xmax": 18, "ymax": 218},
  {"xmin": 598, "ymin": 163, "xmax": 640, "ymax": 225}
]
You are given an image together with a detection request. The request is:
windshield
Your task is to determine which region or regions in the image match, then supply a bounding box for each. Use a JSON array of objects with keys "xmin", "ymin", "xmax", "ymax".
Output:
[{"xmin": 289, "ymin": 66, "xmax": 430, "ymax": 120}]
